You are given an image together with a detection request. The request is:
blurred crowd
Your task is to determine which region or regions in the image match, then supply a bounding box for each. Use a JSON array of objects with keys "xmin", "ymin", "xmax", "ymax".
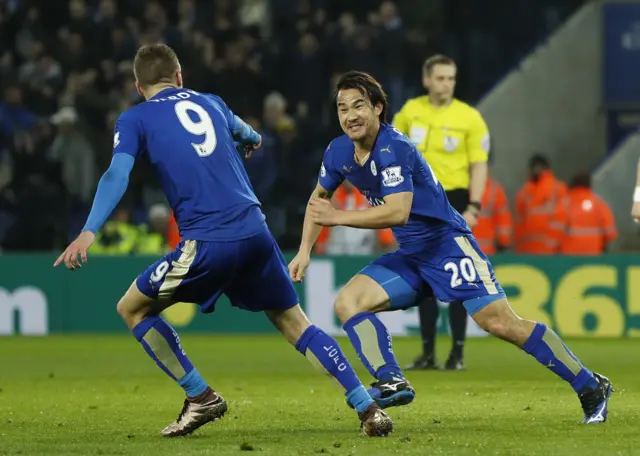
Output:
[{"xmin": 0, "ymin": 0, "xmax": 585, "ymax": 253}]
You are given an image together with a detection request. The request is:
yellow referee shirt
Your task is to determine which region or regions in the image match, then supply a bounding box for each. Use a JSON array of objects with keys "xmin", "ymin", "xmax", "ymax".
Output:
[{"xmin": 392, "ymin": 96, "xmax": 490, "ymax": 191}]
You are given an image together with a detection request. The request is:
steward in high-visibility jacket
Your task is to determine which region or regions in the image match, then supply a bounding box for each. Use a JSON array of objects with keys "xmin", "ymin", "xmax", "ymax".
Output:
[
  {"xmin": 136, "ymin": 224, "xmax": 169, "ymax": 255},
  {"xmin": 473, "ymin": 176, "xmax": 512, "ymax": 255},
  {"xmin": 559, "ymin": 172, "xmax": 617, "ymax": 255},
  {"xmin": 91, "ymin": 209, "xmax": 138, "ymax": 255},
  {"xmin": 515, "ymin": 155, "xmax": 568, "ymax": 254}
]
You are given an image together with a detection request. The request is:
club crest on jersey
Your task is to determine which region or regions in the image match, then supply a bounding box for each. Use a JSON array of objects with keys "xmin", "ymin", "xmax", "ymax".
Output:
[
  {"xmin": 320, "ymin": 163, "xmax": 326, "ymax": 177},
  {"xmin": 382, "ymin": 166, "xmax": 404, "ymax": 187},
  {"xmin": 370, "ymin": 160, "xmax": 377, "ymax": 176},
  {"xmin": 113, "ymin": 131, "xmax": 120, "ymax": 148}
]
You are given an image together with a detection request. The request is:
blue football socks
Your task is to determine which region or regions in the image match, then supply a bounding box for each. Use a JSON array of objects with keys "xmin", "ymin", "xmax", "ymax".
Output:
[
  {"xmin": 522, "ymin": 322, "xmax": 599, "ymax": 393},
  {"xmin": 343, "ymin": 312, "xmax": 403, "ymax": 381},
  {"xmin": 295, "ymin": 325, "xmax": 373, "ymax": 413},
  {"xmin": 132, "ymin": 316, "xmax": 209, "ymax": 397}
]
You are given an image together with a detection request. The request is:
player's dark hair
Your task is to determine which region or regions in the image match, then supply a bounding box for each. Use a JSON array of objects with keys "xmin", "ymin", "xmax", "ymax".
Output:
[
  {"xmin": 335, "ymin": 71, "xmax": 388, "ymax": 123},
  {"xmin": 422, "ymin": 54, "xmax": 456, "ymax": 76},
  {"xmin": 133, "ymin": 44, "xmax": 180, "ymax": 88}
]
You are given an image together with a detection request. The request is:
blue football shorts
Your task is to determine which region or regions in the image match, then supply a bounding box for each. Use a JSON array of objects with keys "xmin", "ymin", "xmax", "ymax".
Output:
[
  {"xmin": 359, "ymin": 233, "xmax": 506, "ymax": 316},
  {"xmin": 136, "ymin": 229, "xmax": 299, "ymax": 314}
]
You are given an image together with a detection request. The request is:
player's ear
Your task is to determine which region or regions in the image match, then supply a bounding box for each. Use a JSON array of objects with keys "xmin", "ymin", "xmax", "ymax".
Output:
[
  {"xmin": 422, "ymin": 75, "xmax": 430, "ymax": 90},
  {"xmin": 374, "ymin": 103, "xmax": 383, "ymax": 117},
  {"xmin": 135, "ymin": 81, "xmax": 144, "ymax": 98},
  {"xmin": 176, "ymin": 70, "xmax": 183, "ymax": 88}
]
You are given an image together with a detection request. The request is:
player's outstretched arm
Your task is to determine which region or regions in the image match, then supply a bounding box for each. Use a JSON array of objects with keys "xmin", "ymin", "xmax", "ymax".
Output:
[
  {"xmin": 288, "ymin": 181, "xmax": 333, "ymax": 282},
  {"xmin": 309, "ymin": 191, "xmax": 413, "ymax": 229},
  {"xmin": 54, "ymin": 153, "xmax": 134, "ymax": 269},
  {"xmin": 230, "ymin": 114, "xmax": 261, "ymax": 158},
  {"xmin": 633, "ymin": 157, "xmax": 640, "ymax": 223}
]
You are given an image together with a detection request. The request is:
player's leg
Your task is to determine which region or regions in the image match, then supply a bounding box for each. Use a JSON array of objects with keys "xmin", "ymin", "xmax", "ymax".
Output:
[
  {"xmin": 264, "ymin": 305, "xmax": 392, "ymax": 437},
  {"xmin": 335, "ymin": 253, "xmax": 422, "ymax": 409},
  {"xmin": 120, "ymin": 241, "xmax": 227, "ymax": 437},
  {"xmin": 469, "ymin": 297, "xmax": 613, "ymax": 423},
  {"xmin": 227, "ymin": 231, "xmax": 392, "ymax": 436},
  {"xmin": 406, "ymin": 295, "xmax": 440, "ymax": 370},
  {"xmin": 445, "ymin": 300, "xmax": 468, "ymax": 370},
  {"xmin": 442, "ymin": 235, "xmax": 612, "ymax": 424},
  {"xmin": 442, "ymin": 189, "xmax": 471, "ymax": 371}
]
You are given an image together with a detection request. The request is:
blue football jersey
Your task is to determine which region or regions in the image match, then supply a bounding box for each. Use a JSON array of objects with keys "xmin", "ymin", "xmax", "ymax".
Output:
[
  {"xmin": 113, "ymin": 87, "xmax": 265, "ymax": 241},
  {"xmin": 318, "ymin": 123, "xmax": 470, "ymax": 252}
]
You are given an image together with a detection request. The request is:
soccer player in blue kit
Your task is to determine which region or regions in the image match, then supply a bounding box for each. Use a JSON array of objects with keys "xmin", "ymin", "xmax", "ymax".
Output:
[
  {"xmin": 288, "ymin": 71, "xmax": 614, "ymax": 425},
  {"xmin": 54, "ymin": 45, "xmax": 393, "ymax": 438}
]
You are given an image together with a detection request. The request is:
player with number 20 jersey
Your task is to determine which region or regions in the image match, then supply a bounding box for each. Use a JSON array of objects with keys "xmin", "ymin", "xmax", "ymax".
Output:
[{"xmin": 288, "ymin": 71, "xmax": 613, "ymax": 425}]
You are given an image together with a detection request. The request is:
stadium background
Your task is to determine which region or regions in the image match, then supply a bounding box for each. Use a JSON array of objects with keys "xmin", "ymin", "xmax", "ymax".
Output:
[
  {"xmin": 1, "ymin": 0, "xmax": 640, "ymax": 339},
  {"xmin": 2, "ymin": 2, "xmax": 640, "ymax": 455}
]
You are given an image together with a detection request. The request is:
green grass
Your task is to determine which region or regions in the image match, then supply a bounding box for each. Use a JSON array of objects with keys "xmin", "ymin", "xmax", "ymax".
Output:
[{"xmin": 0, "ymin": 335, "xmax": 638, "ymax": 455}]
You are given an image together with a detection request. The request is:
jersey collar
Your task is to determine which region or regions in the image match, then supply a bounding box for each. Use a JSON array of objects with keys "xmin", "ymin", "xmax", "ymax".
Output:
[{"xmin": 149, "ymin": 87, "xmax": 180, "ymax": 101}]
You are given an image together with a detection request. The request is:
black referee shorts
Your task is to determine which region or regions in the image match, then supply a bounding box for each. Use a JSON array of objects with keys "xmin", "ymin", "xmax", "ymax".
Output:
[{"xmin": 445, "ymin": 188, "xmax": 470, "ymax": 214}]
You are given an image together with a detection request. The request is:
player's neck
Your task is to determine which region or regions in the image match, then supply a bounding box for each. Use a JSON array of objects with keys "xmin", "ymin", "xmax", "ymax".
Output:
[
  {"xmin": 144, "ymin": 83, "xmax": 179, "ymax": 100},
  {"xmin": 353, "ymin": 124, "xmax": 379, "ymax": 161},
  {"xmin": 428, "ymin": 95, "xmax": 452, "ymax": 108}
]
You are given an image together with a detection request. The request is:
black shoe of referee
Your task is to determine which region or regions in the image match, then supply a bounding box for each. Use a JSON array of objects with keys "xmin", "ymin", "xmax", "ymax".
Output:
[
  {"xmin": 405, "ymin": 355, "xmax": 440, "ymax": 371},
  {"xmin": 443, "ymin": 354, "xmax": 466, "ymax": 371}
]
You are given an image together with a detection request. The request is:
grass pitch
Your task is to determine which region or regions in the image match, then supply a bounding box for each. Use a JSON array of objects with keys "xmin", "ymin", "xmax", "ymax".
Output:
[{"xmin": 0, "ymin": 335, "xmax": 638, "ymax": 455}]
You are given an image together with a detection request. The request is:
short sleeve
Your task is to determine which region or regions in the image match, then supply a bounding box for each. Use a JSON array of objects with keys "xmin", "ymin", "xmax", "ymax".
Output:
[
  {"xmin": 391, "ymin": 102, "xmax": 410, "ymax": 135},
  {"xmin": 467, "ymin": 108, "xmax": 490, "ymax": 163},
  {"xmin": 379, "ymin": 140, "xmax": 414, "ymax": 197},
  {"xmin": 113, "ymin": 110, "xmax": 143, "ymax": 159},
  {"xmin": 318, "ymin": 143, "xmax": 344, "ymax": 193}
]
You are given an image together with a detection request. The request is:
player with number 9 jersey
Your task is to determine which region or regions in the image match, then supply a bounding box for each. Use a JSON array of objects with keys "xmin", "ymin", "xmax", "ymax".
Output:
[
  {"xmin": 115, "ymin": 89, "xmax": 265, "ymax": 243},
  {"xmin": 54, "ymin": 45, "xmax": 393, "ymax": 439},
  {"xmin": 116, "ymin": 86, "xmax": 294, "ymax": 312}
]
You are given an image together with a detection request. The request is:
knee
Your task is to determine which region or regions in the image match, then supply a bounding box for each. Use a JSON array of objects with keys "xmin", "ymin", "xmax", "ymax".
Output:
[
  {"xmin": 116, "ymin": 297, "xmax": 139, "ymax": 326},
  {"xmin": 334, "ymin": 290, "xmax": 372, "ymax": 323},
  {"xmin": 266, "ymin": 305, "xmax": 311, "ymax": 346},
  {"xmin": 116, "ymin": 287, "xmax": 152, "ymax": 328},
  {"xmin": 477, "ymin": 314, "xmax": 521, "ymax": 340}
]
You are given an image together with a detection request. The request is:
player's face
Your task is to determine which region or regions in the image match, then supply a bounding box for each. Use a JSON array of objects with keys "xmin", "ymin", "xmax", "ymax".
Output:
[
  {"xmin": 336, "ymin": 89, "xmax": 382, "ymax": 142},
  {"xmin": 424, "ymin": 64, "xmax": 456, "ymax": 103}
]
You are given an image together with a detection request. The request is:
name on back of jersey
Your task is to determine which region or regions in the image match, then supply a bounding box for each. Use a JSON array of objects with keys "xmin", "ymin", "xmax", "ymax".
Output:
[
  {"xmin": 381, "ymin": 166, "xmax": 404, "ymax": 187},
  {"xmin": 148, "ymin": 90, "xmax": 197, "ymax": 103}
]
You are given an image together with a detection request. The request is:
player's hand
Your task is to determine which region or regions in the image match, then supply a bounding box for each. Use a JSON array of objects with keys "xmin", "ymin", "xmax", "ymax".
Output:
[
  {"xmin": 633, "ymin": 202, "xmax": 640, "ymax": 224},
  {"xmin": 308, "ymin": 196, "xmax": 339, "ymax": 227},
  {"xmin": 462, "ymin": 208, "xmax": 479, "ymax": 228},
  {"xmin": 288, "ymin": 251, "xmax": 311, "ymax": 282},
  {"xmin": 53, "ymin": 231, "xmax": 96, "ymax": 270},
  {"xmin": 243, "ymin": 135, "xmax": 262, "ymax": 159}
]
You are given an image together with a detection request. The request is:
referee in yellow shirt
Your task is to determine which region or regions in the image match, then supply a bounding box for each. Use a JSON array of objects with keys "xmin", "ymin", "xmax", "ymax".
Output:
[{"xmin": 393, "ymin": 54, "xmax": 489, "ymax": 371}]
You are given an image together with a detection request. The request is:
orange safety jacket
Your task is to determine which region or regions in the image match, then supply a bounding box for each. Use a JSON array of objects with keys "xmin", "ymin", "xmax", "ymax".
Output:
[
  {"xmin": 559, "ymin": 187, "xmax": 617, "ymax": 255},
  {"xmin": 167, "ymin": 211, "xmax": 181, "ymax": 250},
  {"xmin": 473, "ymin": 177, "xmax": 512, "ymax": 255},
  {"xmin": 515, "ymin": 170, "xmax": 568, "ymax": 254}
]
